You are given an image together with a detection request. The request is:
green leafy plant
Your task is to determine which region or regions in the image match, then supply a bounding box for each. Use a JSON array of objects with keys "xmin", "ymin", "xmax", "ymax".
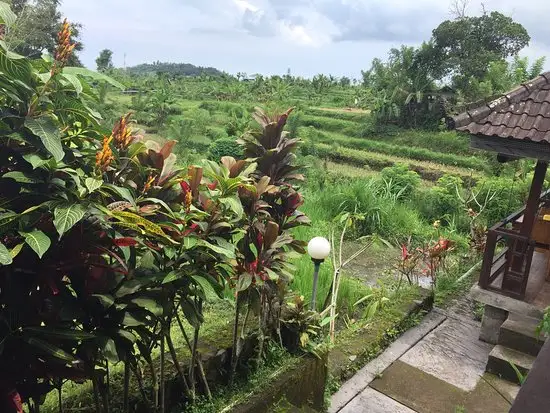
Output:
[
  {"xmin": 229, "ymin": 107, "xmax": 310, "ymax": 380},
  {"xmin": 208, "ymin": 137, "xmax": 244, "ymax": 161},
  {"xmin": 536, "ymin": 307, "xmax": 550, "ymax": 337},
  {"xmin": 353, "ymin": 281, "xmax": 390, "ymax": 321},
  {"xmin": 507, "ymin": 361, "xmax": 526, "ymax": 385},
  {"xmin": 0, "ymin": 5, "xmax": 281, "ymax": 412}
]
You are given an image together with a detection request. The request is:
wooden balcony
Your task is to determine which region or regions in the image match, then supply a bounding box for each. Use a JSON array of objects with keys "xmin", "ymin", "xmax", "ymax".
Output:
[{"xmin": 479, "ymin": 189, "xmax": 550, "ymax": 303}]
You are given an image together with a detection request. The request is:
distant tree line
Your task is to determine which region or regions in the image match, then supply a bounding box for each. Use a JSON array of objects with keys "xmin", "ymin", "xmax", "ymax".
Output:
[
  {"xmin": 126, "ymin": 62, "xmax": 223, "ymax": 77},
  {"xmin": 361, "ymin": 8, "xmax": 543, "ymax": 129}
]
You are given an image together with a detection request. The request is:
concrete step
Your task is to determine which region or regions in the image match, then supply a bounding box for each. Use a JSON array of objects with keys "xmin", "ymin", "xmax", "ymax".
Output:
[
  {"xmin": 499, "ymin": 313, "xmax": 545, "ymax": 356},
  {"xmin": 486, "ymin": 345, "xmax": 535, "ymax": 384}
]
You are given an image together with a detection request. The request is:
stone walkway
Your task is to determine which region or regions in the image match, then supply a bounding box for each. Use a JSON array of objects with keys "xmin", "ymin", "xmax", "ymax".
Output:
[{"xmin": 330, "ymin": 297, "xmax": 519, "ymax": 413}]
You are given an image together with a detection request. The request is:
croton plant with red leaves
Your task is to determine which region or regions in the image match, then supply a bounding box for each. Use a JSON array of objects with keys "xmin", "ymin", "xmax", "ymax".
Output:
[
  {"xmin": 0, "ymin": 5, "xmax": 258, "ymax": 411},
  {"xmin": 228, "ymin": 107, "xmax": 310, "ymax": 368}
]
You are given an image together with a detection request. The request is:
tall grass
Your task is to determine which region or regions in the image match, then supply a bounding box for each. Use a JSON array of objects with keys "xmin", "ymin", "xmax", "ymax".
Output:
[
  {"xmin": 289, "ymin": 205, "xmax": 374, "ymax": 317},
  {"xmin": 300, "ymin": 178, "xmax": 431, "ymax": 244},
  {"xmin": 290, "ymin": 254, "xmax": 371, "ymax": 316}
]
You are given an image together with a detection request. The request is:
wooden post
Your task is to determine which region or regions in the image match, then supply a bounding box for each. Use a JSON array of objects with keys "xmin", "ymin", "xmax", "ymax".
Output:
[
  {"xmin": 479, "ymin": 230, "xmax": 497, "ymax": 289},
  {"xmin": 504, "ymin": 160, "xmax": 548, "ymax": 294},
  {"xmin": 521, "ymin": 161, "xmax": 548, "ymax": 237}
]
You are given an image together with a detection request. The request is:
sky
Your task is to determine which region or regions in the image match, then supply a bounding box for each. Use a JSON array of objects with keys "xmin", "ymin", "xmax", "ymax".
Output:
[{"xmin": 60, "ymin": 0, "xmax": 550, "ymax": 79}]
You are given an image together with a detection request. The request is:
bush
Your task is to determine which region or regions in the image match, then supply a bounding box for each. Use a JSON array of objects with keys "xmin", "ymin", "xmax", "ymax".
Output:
[
  {"xmin": 225, "ymin": 113, "xmax": 250, "ymax": 137},
  {"xmin": 187, "ymin": 108, "xmax": 211, "ymax": 134},
  {"xmin": 302, "ymin": 178, "xmax": 427, "ymax": 243},
  {"xmin": 437, "ymin": 174, "xmax": 464, "ymax": 192},
  {"xmin": 167, "ymin": 118, "xmax": 195, "ymax": 145},
  {"xmin": 475, "ymin": 177, "xmax": 530, "ymax": 226},
  {"xmin": 298, "ymin": 126, "xmax": 319, "ymax": 157},
  {"xmin": 417, "ymin": 186, "xmax": 464, "ymax": 226},
  {"xmin": 205, "ymin": 126, "xmax": 228, "ymax": 141},
  {"xmin": 286, "ymin": 110, "xmax": 302, "ymax": 138},
  {"xmin": 208, "ymin": 137, "xmax": 244, "ymax": 160},
  {"xmin": 380, "ymin": 164, "xmax": 421, "ymax": 199}
]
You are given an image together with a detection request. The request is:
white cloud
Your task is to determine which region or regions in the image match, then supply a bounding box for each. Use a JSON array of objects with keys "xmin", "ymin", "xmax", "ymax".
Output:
[
  {"xmin": 233, "ymin": 0, "xmax": 259, "ymax": 12},
  {"xmin": 59, "ymin": 0, "xmax": 550, "ymax": 77}
]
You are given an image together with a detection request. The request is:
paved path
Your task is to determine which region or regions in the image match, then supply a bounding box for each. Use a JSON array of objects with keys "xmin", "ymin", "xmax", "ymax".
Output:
[{"xmin": 330, "ymin": 297, "xmax": 519, "ymax": 413}]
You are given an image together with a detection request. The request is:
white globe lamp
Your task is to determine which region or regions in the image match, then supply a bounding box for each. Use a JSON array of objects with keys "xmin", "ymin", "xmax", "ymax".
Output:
[{"xmin": 307, "ymin": 237, "xmax": 331, "ymax": 310}]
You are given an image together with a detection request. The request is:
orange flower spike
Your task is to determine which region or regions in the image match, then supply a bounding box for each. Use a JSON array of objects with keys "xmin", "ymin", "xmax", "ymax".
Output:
[
  {"xmin": 51, "ymin": 19, "xmax": 75, "ymax": 75},
  {"xmin": 112, "ymin": 113, "xmax": 136, "ymax": 149},
  {"xmin": 185, "ymin": 191, "xmax": 193, "ymax": 212},
  {"xmin": 142, "ymin": 174, "xmax": 156, "ymax": 194},
  {"xmin": 96, "ymin": 136, "xmax": 114, "ymax": 172}
]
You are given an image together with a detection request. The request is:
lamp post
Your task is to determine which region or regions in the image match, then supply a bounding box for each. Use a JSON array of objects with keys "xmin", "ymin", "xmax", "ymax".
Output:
[{"xmin": 307, "ymin": 237, "xmax": 331, "ymax": 311}]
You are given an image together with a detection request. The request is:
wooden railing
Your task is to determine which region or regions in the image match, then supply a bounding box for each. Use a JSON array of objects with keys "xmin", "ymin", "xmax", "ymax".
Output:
[{"xmin": 479, "ymin": 189, "xmax": 550, "ymax": 300}]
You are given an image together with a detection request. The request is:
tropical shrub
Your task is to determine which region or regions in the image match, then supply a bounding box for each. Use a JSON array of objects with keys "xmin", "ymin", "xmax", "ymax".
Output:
[
  {"xmin": 230, "ymin": 107, "xmax": 310, "ymax": 375},
  {"xmin": 0, "ymin": 6, "xmax": 309, "ymax": 412},
  {"xmin": 379, "ymin": 164, "xmax": 421, "ymax": 199},
  {"xmin": 208, "ymin": 137, "xmax": 243, "ymax": 160},
  {"xmin": 416, "ymin": 175, "xmax": 464, "ymax": 226},
  {"xmin": 205, "ymin": 126, "xmax": 228, "ymax": 141},
  {"xmin": 475, "ymin": 177, "xmax": 530, "ymax": 226}
]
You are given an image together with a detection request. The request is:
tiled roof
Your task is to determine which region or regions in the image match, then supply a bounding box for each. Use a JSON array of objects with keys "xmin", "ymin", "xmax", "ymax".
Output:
[{"xmin": 453, "ymin": 72, "xmax": 550, "ymax": 143}]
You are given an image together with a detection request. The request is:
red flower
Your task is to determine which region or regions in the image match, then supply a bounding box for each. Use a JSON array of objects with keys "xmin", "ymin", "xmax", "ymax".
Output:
[
  {"xmin": 208, "ymin": 181, "xmax": 218, "ymax": 190},
  {"xmin": 438, "ymin": 238, "xmax": 451, "ymax": 250},
  {"xmin": 113, "ymin": 237, "xmax": 138, "ymax": 247},
  {"xmin": 47, "ymin": 277, "xmax": 59, "ymax": 296},
  {"xmin": 180, "ymin": 181, "xmax": 191, "ymax": 193}
]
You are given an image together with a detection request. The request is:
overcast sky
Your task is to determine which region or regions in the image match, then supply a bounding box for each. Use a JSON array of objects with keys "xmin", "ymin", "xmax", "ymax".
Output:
[{"xmin": 60, "ymin": 0, "xmax": 550, "ymax": 78}]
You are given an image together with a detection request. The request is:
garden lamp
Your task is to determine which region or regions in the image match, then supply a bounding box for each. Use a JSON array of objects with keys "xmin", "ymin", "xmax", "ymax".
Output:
[{"xmin": 307, "ymin": 237, "xmax": 331, "ymax": 310}]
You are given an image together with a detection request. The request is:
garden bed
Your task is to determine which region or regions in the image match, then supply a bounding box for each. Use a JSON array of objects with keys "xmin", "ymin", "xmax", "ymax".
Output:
[{"xmin": 43, "ymin": 287, "xmax": 433, "ymax": 413}]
